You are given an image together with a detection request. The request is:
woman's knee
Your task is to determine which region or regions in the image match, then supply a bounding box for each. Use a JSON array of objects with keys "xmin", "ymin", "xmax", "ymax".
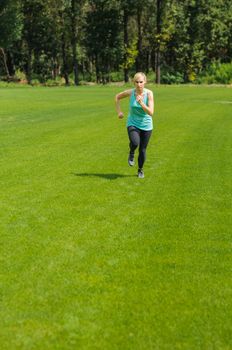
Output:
[
  {"xmin": 139, "ymin": 145, "xmax": 147, "ymax": 153},
  {"xmin": 139, "ymin": 147, "xmax": 146, "ymax": 159},
  {"xmin": 130, "ymin": 138, "xmax": 139, "ymax": 148},
  {"xmin": 128, "ymin": 127, "xmax": 140, "ymax": 147}
]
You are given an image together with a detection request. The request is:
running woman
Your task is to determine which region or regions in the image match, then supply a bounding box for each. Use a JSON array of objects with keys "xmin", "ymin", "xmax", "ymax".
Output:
[{"xmin": 115, "ymin": 72, "xmax": 154, "ymax": 178}]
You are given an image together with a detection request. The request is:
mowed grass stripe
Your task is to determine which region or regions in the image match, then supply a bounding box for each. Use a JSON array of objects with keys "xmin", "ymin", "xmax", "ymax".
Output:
[{"xmin": 0, "ymin": 85, "xmax": 231, "ymax": 349}]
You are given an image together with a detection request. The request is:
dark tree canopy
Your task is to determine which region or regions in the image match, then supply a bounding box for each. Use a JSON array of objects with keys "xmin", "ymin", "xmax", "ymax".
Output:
[{"xmin": 0, "ymin": 0, "xmax": 231, "ymax": 84}]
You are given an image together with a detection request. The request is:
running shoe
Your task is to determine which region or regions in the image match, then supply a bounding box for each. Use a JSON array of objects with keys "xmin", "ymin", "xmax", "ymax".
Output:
[
  {"xmin": 128, "ymin": 153, "xmax": 135, "ymax": 166},
  {"xmin": 138, "ymin": 169, "xmax": 144, "ymax": 178}
]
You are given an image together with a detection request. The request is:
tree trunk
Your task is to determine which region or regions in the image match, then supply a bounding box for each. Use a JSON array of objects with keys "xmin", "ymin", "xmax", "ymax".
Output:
[
  {"xmin": 0, "ymin": 47, "xmax": 10, "ymax": 79},
  {"xmin": 156, "ymin": 0, "xmax": 162, "ymax": 84},
  {"xmin": 62, "ymin": 33, "xmax": 69, "ymax": 85},
  {"xmin": 6, "ymin": 50, "xmax": 15, "ymax": 76},
  {"xmin": 136, "ymin": 10, "xmax": 142, "ymax": 72},
  {"xmin": 145, "ymin": 51, "xmax": 150, "ymax": 74},
  {"xmin": 26, "ymin": 48, "xmax": 32, "ymax": 84},
  {"xmin": 71, "ymin": 0, "xmax": 79, "ymax": 86},
  {"xmin": 123, "ymin": 11, "xmax": 129, "ymax": 83},
  {"xmin": 156, "ymin": 51, "xmax": 161, "ymax": 84},
  {"xmin": 95, "ymin": 55, "xmax": 100, "ymax": 83}
]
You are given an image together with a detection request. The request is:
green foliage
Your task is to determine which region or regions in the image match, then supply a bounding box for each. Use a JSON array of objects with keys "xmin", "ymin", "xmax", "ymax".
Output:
[
  {"xmin": 0, "ymin": 81, "xmax": 22, "ymax": 88},
  {"xmin": 44, "ymin": 77, "xmax": 66, "ymax": 86},
  {"xmin": 109, "ymin": 71, "xmax": 124, "ymax": 82},
  {"xmin": 84, "ymin": 0, "xmax": 122, "ymax": 82},
  {"xmin": 32, "ymin": 53, "xmax": 57, "ymax": 83},
  {"xmin": 30, "ymin": 78, "xmax": 40, "ymax": 86},
  {"xmin": 197, "ymin": 0, "xmax": 232, "ymax": 62},
  {"xmin": 161, "ymin": 70, "xmax": 184, "ymax": 84},
  {"xmin": 196, "ymin": 62, "xmax": 232, "ymax": 84},
  {"xmin": 15, "ymin": 69, "xmax": 26, "ymax": 81},
  {"xmin": 0, "ymin": 0, "xmax": 232, "ymax": 83},
  {"xmin": 0, "ymin": 0, "xmax": 22, "ymax": 48},
  {"xmin": 120, "ymin": 39, "xmax": 138, "ymax": 70}
]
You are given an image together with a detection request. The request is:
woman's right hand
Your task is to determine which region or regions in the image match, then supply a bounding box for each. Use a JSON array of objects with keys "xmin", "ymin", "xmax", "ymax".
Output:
[{"xmin": 118, "ymin": 112, "xmax": 124, "ymax": 119}]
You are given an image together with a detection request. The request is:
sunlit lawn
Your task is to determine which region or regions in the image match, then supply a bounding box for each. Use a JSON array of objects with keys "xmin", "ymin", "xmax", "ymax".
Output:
[{"xmin": 0, "ymin": 84, "xmax": 231, "ymax": 349}]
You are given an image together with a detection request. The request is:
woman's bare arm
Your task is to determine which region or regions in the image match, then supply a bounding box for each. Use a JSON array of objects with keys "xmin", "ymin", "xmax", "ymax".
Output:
[{"xmin": 115, "ymin": 89, "xmax": 132, "ymax": 118}]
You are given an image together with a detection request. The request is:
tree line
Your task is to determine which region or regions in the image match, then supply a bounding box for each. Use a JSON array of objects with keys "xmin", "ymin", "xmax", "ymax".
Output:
[{"xmin": 0, "ymin": 0, "xmax": 232, "ymax": 85}]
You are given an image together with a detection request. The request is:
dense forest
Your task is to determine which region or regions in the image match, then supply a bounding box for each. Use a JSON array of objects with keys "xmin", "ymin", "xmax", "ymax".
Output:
[{"xmin": 0, "ymin": 0, "xmax": 232, "ymax": 85}]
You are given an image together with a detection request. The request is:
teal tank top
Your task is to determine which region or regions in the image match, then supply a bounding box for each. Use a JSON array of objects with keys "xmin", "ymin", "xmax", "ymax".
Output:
[{"xmin": 127, "ymin": 88, "xmax": 153, "ymax": 131}]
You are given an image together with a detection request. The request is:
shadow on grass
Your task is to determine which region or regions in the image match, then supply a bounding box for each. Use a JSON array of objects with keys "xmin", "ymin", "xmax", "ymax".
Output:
[{"xmin": 73, "ymin": 172, "xmax": 136, "ymax": 180}]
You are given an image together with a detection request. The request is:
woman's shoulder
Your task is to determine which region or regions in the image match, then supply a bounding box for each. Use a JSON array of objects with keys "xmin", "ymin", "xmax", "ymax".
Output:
[
  {"xmin": 144, "ymin": 88, "xmax": 153, "ymax": 97},
  {"xmin": 116, "ymin": 88, "xmax": 133, "ymax": 99},
  {"xmin": 123, "ymin": 88, "xmax": 134, "ymax": 96},
  {"xmin": 127, "ymin": 88, "xmax": 134, "ymax": 98},
  {"xmin": 144, "ymin": 88, "xmax": 153, "ymax": 94}
]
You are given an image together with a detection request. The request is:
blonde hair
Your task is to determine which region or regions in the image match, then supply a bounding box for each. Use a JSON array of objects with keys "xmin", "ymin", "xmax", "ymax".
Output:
[{"xmin": 133, "ymin": 72, "xmax": 147, "ymax": 83}]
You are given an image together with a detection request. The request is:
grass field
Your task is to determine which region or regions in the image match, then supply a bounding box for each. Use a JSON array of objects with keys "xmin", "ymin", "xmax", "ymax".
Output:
[{"xmin": 0, "ymin": 84, "xmax": 231, "ymax": 350}]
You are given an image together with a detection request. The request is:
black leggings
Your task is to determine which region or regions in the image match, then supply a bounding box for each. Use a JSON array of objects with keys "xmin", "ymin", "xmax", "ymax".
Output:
[{"xmin": 127, "ymin": 126, "xmax": 152, "ymax": 169}]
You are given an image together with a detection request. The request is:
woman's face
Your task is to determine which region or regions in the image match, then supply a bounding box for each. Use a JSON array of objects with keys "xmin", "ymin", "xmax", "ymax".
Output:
[{"xmin": 134, "ymin": 75, "xmax": 145, "ymax": 90}]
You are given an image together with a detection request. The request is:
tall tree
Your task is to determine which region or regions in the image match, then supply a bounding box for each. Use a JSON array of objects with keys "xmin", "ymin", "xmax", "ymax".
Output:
[
  {"xmin": 1, "ymin": 0, "xmax": 231, "ymax": 84},
  {"xmin": 119, "ymin": 0, "xmax": 135, "ymax": 82},
  {"xmin": 198, "ymin": 0, "xmax": 232, "ymax": 64},
  {"xmin": 84, "ymin": 0, "xmax": 121, "ymax": 83},
  {"xmin": 70, "ymin": 0, "xmax": 86, "ymax": 85},
  {"xmin": 21, "ymin": 0, "xmax": 55, "ymax": 83},
  {"xmin": 155, "ymin": 0, "xmax": 162, "ymax": 83},
  {"xmin": 133, "ymin": 0, "xmax": 148, "ymax": 72},
  {"xmin": 0, "ymin": 0, "xmax": 22, "ymax": 78}
]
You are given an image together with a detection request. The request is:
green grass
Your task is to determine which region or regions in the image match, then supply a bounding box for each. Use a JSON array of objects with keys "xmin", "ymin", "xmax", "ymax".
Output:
[{"xmin": 0, "ymin": 84, "xmax": 232, "ymax": 350}]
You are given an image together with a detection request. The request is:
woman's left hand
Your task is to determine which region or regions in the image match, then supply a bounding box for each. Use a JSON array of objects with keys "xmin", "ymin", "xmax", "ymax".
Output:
[{"xmin": 136, "ymin": 95, "xmax": 143, "ymax": 104}]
